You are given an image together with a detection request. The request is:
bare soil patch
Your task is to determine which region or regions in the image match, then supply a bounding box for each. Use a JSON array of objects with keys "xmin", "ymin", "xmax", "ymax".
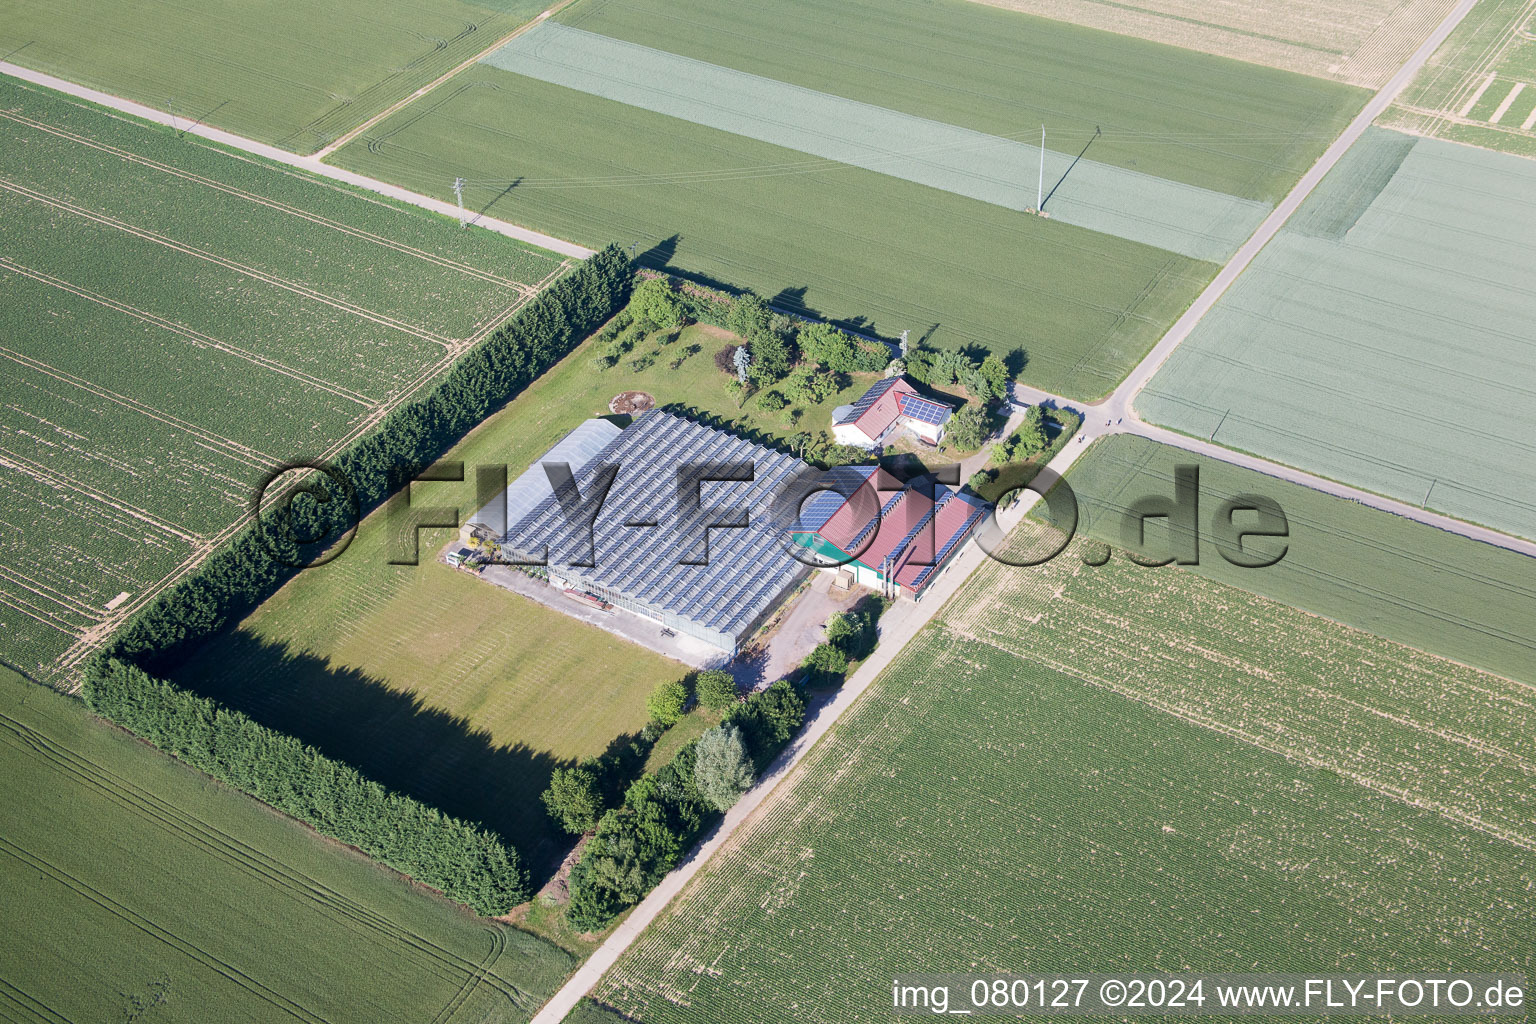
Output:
[{"xmin": 608, "ymin": 390, "xmax": 655, "ymax": 415}]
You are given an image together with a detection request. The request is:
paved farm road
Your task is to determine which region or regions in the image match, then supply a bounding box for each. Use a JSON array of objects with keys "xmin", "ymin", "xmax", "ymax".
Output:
[{"xmin": 0, "ymin": 1, "xmax": 1505, "ymax": 1016}]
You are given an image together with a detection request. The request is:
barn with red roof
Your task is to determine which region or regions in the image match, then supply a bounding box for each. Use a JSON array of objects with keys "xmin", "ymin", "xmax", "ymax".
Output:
[{"xmin": 790, "ymin": 466, "xmax": 990, "ymax": 599}]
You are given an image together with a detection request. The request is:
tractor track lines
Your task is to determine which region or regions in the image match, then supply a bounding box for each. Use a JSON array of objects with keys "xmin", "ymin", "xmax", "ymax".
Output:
[
  {"xmin": 0, "ymin": 833, "xmax": 336, "ymax": 1023},
  {"xmin": 0, "ymin": 108, "xmax": 541, "ymax": 295},
  {"xmin": 0, "ymin": 447, "xmax": 196, "ymax": 544},
  {"xmin": 0, "ymin": 712, "xmax": 534, "ymax": 1007},
  {"xmin": 0, "ymin": 343, "xmax": 287, "ymax": 468},
  {"xmin": 0, "ymin": 178, "xmax": 455, "ymax": 349},
  {"xmin": 0, "ymin": 258, "xmax": 375, "ymax": 408}
]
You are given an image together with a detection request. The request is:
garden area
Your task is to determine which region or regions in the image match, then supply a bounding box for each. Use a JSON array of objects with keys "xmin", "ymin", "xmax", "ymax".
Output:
[{"xmin": 583, "ymin": 274, "xmax": 1022, "ymax": 465}]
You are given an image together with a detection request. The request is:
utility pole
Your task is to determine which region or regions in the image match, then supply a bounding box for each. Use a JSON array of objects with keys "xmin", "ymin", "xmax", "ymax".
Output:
[
  {"xmin": 453, "ymin": 177, "xmax": 465, "ymax": 226},
  {"xmin": 1037, "ymin": 124, "xmax": 1045, "ymax": 211}
]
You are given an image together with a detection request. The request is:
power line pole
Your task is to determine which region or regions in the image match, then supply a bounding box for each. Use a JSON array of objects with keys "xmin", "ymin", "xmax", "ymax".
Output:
[
  {"xmin": 899, "ymin": 329, "xmax": 909, "ymax": 358},
  {"xmin": 453, "ymin": 177, "xmax": 465, "ymax": 227},
  {"xmin": 1037, "ymin": 124, "xmax": 1045, "ymax": 211}
]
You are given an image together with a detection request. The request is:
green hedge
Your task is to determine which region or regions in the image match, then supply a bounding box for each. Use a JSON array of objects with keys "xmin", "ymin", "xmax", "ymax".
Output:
[
  {"xmin": 109, "ymin": 244, "xmax": 633, "ymax": 671},
  {"xmin": 84, "ymin": 244, "xmax": 635, "ymax": 915},
  {"xmin": 84, "ymin": 658, "xmax": 524, "ymax": 915}
]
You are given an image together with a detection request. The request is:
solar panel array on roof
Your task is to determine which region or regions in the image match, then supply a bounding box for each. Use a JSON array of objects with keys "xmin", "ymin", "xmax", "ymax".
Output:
[
  {"xmin": 834, "ymin": 376, "xmax": 898, "ymax": 425},
  {"xmin": 469, "ymin": 419, "xmax": 623, "ymax": 534},
  {"xmin": 794, "ymin": 475, "xmax": 990, "ymax": 597},
  {"xmin": 898, "ymin": 491, "xmax": 989, "ymax": 592},
  {"xmin": 897, "ymin": 394, "xmax": 952, "ymax": 426},
  {"xmin": 504, "ymin": 411, "xmax": 812, "ymax": 652},
  {"xmin": 794, "ymin": 465, "xmax": 877, "ymax": 531}
]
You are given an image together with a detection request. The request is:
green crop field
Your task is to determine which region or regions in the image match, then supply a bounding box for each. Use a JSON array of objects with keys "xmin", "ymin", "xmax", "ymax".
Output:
[
  {"xmin": 1139, "ymin": 126, "xmax": 1536, "ymax": 542},
  {"xmin": 1049, "ymin": 434, "xmax": 1536, "ymax": 685},
  {"xmin": 336, "ymin": 0, "xmax": 1364, "ymax": 397},
  {"xmin": 0, "ymin": 666, "xmax": 574, "ymax": 1023},
  {"xmin": 589, "ymin": 536, "xmax": 1535, "ymax": 1023},
  {"xmin": 0, "ymin": 79, "xmax": 568, "ymax": 685},
  {"xmin": 1382, "ymin": 0, "xmax": 1536, "ymax": 159},
  {"xmin": 169, "ymin": 318, "xmax": 843, "ymax": 879},
  {"xmin": 0, "ymin": 0, "xmax": 550, "ymax": 152}
]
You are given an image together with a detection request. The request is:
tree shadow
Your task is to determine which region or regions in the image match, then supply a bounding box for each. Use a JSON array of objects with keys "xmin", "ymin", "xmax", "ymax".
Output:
[
  {"xmin": 171, "ymin": 630, "xmax": 578, "ymax": 885},
  {"xmin": 634, "ymin": 233, "xmax": 681, "ymax": 268},
  {"xmin": 728, "ymin": 646, "xmax": 769, "ymax": 690},
  {"xmin": 770, "ymin": 285, "xmax": 814, "ymax": 318},
  {"xmin": 1004, "ymin": 346, "xmax": 1030, "ymax": 380}
]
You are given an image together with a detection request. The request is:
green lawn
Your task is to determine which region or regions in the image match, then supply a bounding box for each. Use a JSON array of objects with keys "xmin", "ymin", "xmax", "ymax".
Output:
[
  {"xmin": 0, "ymin": 0, "xmax": 549, "ymax": 152},
  {"xmin": 1048, "ymin": 434, "xmax": 1536, "ymax": 685},
  {"xmin": 590, "ymin": 541, "xmax": 1534, "ymax": 1022},
  {"xmin": 0, "ymin": 668, "xmax": 574, "ymax": 1023},
  {"xmin": 0, "ymin": 79, "xmax": 567, "ymax": 685},
  {"xmin": 169, "ymin": 319, "xmax": 854, "ymax": 880}
]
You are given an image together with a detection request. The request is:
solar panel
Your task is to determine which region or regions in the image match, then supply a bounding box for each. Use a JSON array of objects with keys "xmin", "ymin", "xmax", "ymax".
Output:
[
  {"xmin": 504, "ymin": 411, "xmax": 812, "ymax": 646},
  {"xmin": 897, "ymin": 394, "xmax": 951, "ymax": 425},
  {"xmin": 793, "ymin": 465, "xmax": 876, "ymax": 530},
  {"xmin": 843, "ymin": 377, "xmax": 898, "ymax": 423}
]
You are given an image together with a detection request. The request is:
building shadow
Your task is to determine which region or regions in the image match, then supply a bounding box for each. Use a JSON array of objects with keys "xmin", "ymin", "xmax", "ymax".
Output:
[{"xmin": 171, "ymin": 630, "xmax": 578, "ymax": 885}]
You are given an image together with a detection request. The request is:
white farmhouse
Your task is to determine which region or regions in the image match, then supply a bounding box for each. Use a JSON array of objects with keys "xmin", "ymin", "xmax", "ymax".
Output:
[{"xmin": 830, "ymin": 376, "xmax": 953, "ymax": 449}]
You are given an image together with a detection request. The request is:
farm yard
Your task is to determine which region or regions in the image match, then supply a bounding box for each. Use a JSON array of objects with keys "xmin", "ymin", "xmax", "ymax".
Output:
[
  {"xmin": 0, "ymin": 0, "xmax": 550, "ymax": 152},
  {"xmin": 0, "ymin": 666, "xmax": 575, "ymax": 1023},
  {"xmin": 0, "ymin": 80, "xmax": 568, "ymax": 684},
  {"xmin": 1382, "ymin": 0, "xmax": 1536, "ymax": 158},
  {"xmin": 336, "ymin": 0, "xmax": 1364, "ymax": 397},
  {"xmin": 1138, "ymin": 126, "xmax": 1536, "ymax": 542},
  {"xmin": 168, "ymin": 314, "xmax": 847, "ymax": 882},
  {"xmin": 1053, "ymin": 435, "xmax": 1536, "ymax": 685},
  {"xmin": 591, "ymin": 549, "xmax": 1534, "ymax": 1023},
  {"xmin": 965, "ymin": 0, "xmax": 1459, "ymax": 88}
]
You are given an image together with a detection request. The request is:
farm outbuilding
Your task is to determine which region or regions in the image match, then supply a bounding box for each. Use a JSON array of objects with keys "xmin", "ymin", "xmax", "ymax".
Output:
[
  {"xmin": 790, "ymin": 465, "xmax": 989, "ymax": 599},
  {"xmin": 497, "ymin": 411, "xmax": 813, "ymax": 655}
]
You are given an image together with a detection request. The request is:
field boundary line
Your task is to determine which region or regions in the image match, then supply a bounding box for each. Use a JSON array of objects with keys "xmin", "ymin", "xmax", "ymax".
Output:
[
  {"xmin": 0, "ymin": 108, "xmax": 539, "ymax": 294},
  {"xmin": 0, "ymin": 259, "xmax": 377, "ymax": 408},
  {"xmin": 312, "ymin": 0, "xmax": 580, "ymax": 161},
  {"xmin": 0, "ymin": 62, "xmax": 595, "ymax": 259},
  {"xmin": 0, "ymin": 179, "xmax": 457, "ymax": 349}
]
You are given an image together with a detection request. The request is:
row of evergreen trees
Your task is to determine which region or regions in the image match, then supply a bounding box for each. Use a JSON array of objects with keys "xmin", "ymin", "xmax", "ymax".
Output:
[
  {"xmin": 85, "ymin": 244, "xmax": 634, "ymax": 915},
  {"xmin": 110, "ymin": 243, "xmax": 633, "ymax": 671},
  {"xmin": 83, "ymin": 659, "xmax": 523, "ymax": 915},
  {"xmin": 567, "ymin": 680, "xmax": 808, "ymax": 930}
]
